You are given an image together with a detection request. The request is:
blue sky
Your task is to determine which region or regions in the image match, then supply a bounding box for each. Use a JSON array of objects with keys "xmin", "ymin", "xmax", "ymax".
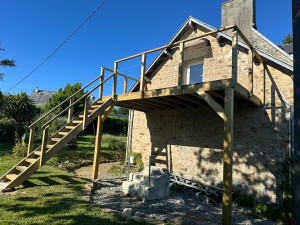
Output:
[{"xmin": 0, "ymin": 0, "xmax": 292, "ymax": 96}]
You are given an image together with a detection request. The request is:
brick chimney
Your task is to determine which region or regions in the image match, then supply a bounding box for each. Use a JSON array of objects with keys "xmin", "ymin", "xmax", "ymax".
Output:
[{"xmin": 221, "ymin": 0, "xmax": 256, "ymax": 39}]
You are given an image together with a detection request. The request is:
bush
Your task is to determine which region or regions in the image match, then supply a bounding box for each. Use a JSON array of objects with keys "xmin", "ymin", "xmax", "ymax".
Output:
[
  {"xmin": 130, "ymin": 153, "xmax": 144, "ymax": 172},
  {"xmin": 103, "ymin": 116, "xmax": 128, "ymax": 135},
  {"xmin": 0, "ymin": 119, "xmax": 16, "ymax": 142},
  {"xmin": 12, "ymin": 140, "xmax": 27, "ymax": 157}
]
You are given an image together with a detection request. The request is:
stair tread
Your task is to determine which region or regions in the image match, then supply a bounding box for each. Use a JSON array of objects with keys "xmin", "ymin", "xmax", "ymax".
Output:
[
  {"xmin": 91, "ymin": 105, "xmax": 101, "ymax": 109},
  {"xmin": 51, "ymin": 138, "xmax": 61, "ymax": 142},
  {"xmin": 58, "ymin": 132, "xmax": 69, "ymax": 135},
  {"xmin": 34, "ymin": 151, "xmax": 42, "ymax": 155},
  {"xmin": 66, "ymin": 126, "xmax": 76, "ymax": 129},
  {"xmin": 72, "ymin": 120, "xmax": 82, "ymax": 123},
  {"xmin": 16, "ymin": 166, "xmax": 28, "ymax": 171},
  {"xmin": 6, "ymin": 174, "xmax": 18, "ymax": 181},
  {"xmin": 25, "ymin": 158, "xmax": 37, "ymax": 163},
  {"xmin": 47, "ymin": 144, "xmax": 54, "ymax": 148}
]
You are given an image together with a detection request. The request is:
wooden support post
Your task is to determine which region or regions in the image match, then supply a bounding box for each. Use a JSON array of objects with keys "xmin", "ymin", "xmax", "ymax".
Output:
[
  {"xmin": 178, "ymin": 42, "xmax": 184, "ymax": 90},
  {"xmin": 99, "ymin": 67, "xmax": 104, "ymax": 100},
  {"xmin": 112, "ymin": 62, "xmax": 118, "ymax": 100},
  {"xmin": 92, "ymin": 115, "xmax": 104, "ymax": 180},
  {"xmin": 222, "ymin": 87, "xmax": 234, "ymax": 225},
  {"xmin": 140, "ymin": 53, "xmax": 146, "ymax": 97},
  {"xmin": 67, "ymin": 97, "xmax": 74, "ymax": 123},
  {"xmin": 83, "ymin": 96, "xmax": 89, "ymax": 129},
  {"xmin": 232, "ymin": 29, "xmax": 238, "ymax": 82},
  {"xmin": 40, "ymin": 125, "xmax": 49, "ymax": 168},
  {"xmin": 248, "ymin": 48, "xmax": 254, "ymax": 96},
  {"xmin": 124, "ymin": 77, "xmax": 128, "ymax": 94},
  {"xmin": 27, "ymin": 126, "xmax": 36, "ymax": 155}
]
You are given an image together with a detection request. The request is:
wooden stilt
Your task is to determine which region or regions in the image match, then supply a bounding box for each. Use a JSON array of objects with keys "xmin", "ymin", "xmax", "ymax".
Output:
[
  {"xmin": 248, "ymin": 48, "xmax": 254, "ymax": 96},
  {"xmin": 140, "ymin": 53, "xmax": 146, "ymax": 97},
  {"xmin": 222, "ymin": 87, "xmax": 234, "ymax": 225},
  {"xmin": 178, "ymin": 42, "xmax": 184, "ymax": 90},
  {"xmin": 92, "ymin": 115, "xmax": 104, "ymax": 181}
]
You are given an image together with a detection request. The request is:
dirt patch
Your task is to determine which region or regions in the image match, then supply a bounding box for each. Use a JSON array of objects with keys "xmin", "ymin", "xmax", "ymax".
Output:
[{"xmin": 74, "ymin": 162, "xmax": 120, "ymax": 179}]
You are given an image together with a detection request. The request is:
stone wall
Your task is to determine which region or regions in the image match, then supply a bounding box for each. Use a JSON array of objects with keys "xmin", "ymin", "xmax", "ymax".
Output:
[{"xmin": 131, "ymin": 24, "xmax": 293, "ymax": 203}]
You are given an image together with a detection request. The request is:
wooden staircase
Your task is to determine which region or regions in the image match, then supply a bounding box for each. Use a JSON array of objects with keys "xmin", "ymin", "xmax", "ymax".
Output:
[{"xmin": 0, "ymin": 98, "xmax": 115, "ymax": 191}]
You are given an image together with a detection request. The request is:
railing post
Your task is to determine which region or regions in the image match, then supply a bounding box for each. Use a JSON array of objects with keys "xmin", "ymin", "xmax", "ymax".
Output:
[
  {"xmin": 99, "ymin": 67, "xmax": 104, "ymax": 100},
  {"xmin": 112, "ymin": 62, "xmax": 118, "ymax": 100},
  {"xmin": 178, "ymin": 42, "xmax": 184, "ymax": 91},
  {"xmin": 232, "ymin": 29, "xmax": 238, "ymax": 82},
  {"xmin": 40, "ymin": 125, "xmax": 49, "ymax": 168},
  {"xmin": 248, "ymin": 48, "xmax": 254, "ymax": 96},
  {"xmin": 83, "ymin": 96, "xmax": 89, "ymax": 129},
  {"xmin": 260, "ymin": 62, "xmax": 266, "ymax": 105},
  {"xmin": 124, "ymin": 77, "xmax": 128, "ymax": 94},
  {"xmin": 140, "ymin": 53, "xmax": 146, "ymax": 97},
  {"xmin": 27, "ymin": 125, "xmax": 36, "ymax": 155},
  {"xmin": 67, "ymin": 97, "xmax": 74, "ymax": 123}
]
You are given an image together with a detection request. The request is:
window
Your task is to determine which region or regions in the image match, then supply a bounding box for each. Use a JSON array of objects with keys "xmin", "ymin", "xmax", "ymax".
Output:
[{"xmin": 186, "ymin": 61, "xmax": 203, "ymax": 84}]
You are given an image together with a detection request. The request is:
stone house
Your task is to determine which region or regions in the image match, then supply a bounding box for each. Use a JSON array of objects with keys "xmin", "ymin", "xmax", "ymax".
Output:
[{"xmin": 128, "ymin": 0, "xmax": 294, "ymax": 203}]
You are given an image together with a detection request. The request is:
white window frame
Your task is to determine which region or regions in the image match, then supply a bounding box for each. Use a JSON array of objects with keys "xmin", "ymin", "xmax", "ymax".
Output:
[{"xmin": 186, "ymin": 60, "xmax": 204, "ymax": 85}]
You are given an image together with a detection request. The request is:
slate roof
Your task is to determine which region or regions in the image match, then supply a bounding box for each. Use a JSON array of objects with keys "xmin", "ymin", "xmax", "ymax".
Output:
[
  {"xmin": 280, "ymin": 44, "xmax": 293, "ymax": 55},
  {"xmin": 30, "ymin": 88, "xmax": 56, "ymax": 106}
]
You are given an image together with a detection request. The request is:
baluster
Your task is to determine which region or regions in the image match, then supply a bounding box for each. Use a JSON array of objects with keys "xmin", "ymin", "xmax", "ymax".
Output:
[
  {"xmin": 178, "ymin": 42, "xmax": 184, "ymax": 91},
  {"xmin": 99, "ymin": 67, "xmax": 104, "ymax": 99},
  {"xmin": 248, "ymin": 48, "xmax": 254, "ymax": 96},
  {"xmin": 140, "ymin": 53, "xmax": 146, "ymax": 97},
  {"xmin": 112, "ymin": 62, "xmax": 118, "ymax": 100},
  {"xmin": 67, "ymin": 97, "xmax": 74, "ymax": 123},
  {"xmin": 83, "ymin": 96, "xmax": 89, "ymax": 129},
  {"xmin": 40, "ymin": 125, "xmax": 49, "ymax": 168},
  {"xmin": 27, "ymin": 125, "xmax": 36, "ymax": 155},
  {"xmin": 232, "ymin": 29, "xmax": 238, "ymax": 82},
  {"xmin": 124, "ymin": 77, "xmax": 128, "ymax": 94}
]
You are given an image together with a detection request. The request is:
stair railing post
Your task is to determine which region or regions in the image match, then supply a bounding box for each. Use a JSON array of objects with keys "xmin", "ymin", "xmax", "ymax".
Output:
[
  {"xmin": 67, "ymin": 96, "xmax": 74, "ymax": 123},
  {"xmin": 40, "ymin": 125, "xmax": 49, "ymax": 168},
  {"xmin": 99, "ymin": 67, "xmax": 104, "ymax": 100},
  {"xmin": 112, "ymin": 62, "xmax": 118, "ymax": 100},
  {"xmin": 27, "ymin": 125, "xmax": 36, "ymax": 155},
  {"xmin": 83, "ymin": 96, "xmax": 89, "ymax": 129},
  {"xmin": 124, "ymin": 77, "xmax": 128, "ymax": 94},
  {"xmin": 140, "ymin": 53, "xmax": 146, "ymax": 98}
]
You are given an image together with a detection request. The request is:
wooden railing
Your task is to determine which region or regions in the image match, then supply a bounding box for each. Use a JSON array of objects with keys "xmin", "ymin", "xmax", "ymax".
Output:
[
  {"xmin": 27, "ymin": 67, "xmax": 137, "ymax": 155},
  {"xmin": 113, "ymin": 25, "xmax": 265, "ymax": 103}
]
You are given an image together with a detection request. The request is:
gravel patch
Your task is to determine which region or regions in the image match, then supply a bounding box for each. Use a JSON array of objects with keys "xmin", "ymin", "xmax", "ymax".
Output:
[{"xmin": 91, "ymin": 174, "xmax": 277, "ymax": 225}]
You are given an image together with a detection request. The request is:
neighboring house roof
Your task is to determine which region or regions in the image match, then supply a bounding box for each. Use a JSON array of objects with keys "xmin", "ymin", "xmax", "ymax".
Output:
[
  {"xmin": 109, "ymin": 114, "xmax": 128, "ymax": 119},
  {"xmin": 280, "ymin": 43, "xmax": 293, "ymax": 55},
  {"xmin": 129, "ymin": 16, "xmax": 293, "ymax": 92},
  {"xmin": 30, "ymin": 88, "xmax": 56, "ymax": 107},
  {"xmin": 251, "ymin": 28, "xmax": 293, "ymax": 60}
]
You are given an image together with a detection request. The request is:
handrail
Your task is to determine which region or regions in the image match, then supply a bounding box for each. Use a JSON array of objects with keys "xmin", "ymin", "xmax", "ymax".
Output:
[
  {"xmin": 115, "ymin": 25, "xmax": 236, "ymax": 63},
  {"xmin": 29, "ymin": 74, "xmax": 103, "ymax": 128},
  {"xmin": 41, "ymin": 73, "xmax": 114, "ymax": 129},
  {"xmin": 102, "ymin": 67, "xmax": 139, "ymax": 82}
]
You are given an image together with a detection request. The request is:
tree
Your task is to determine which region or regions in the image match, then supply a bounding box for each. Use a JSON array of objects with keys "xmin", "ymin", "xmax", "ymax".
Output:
[
  {"xmin": 42, "ymin": 82, "xmax": 86, "ymax": 115},
  {"xmin": 0, "ymin": 43, "xmax": 16, "ymax": 81},
  {"xmin": 282, "ymin": 33, "xmax": 293, "ymax": 44},
  {"xmin": 2, "ymin": 92, "xmax": 36, "ymax": 124},
  {"xmin": 111, "ymin": 107, "xmax": 129, "ymax": 115}
]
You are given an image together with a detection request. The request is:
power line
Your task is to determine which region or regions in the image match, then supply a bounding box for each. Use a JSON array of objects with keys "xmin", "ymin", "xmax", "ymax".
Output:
[{"xmin": 5, "ymin": 0, "xmax": 107, "ymax": 92}]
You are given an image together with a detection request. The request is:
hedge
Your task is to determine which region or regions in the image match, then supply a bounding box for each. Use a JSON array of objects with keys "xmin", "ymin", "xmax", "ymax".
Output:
[{"xmin": 86, "ymin": 116, "xmax": 128, "ymax": 135}]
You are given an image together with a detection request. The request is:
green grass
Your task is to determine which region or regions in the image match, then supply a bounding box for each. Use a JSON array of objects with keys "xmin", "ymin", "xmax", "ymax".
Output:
[{"xmin": 0, "ymin": 135, "xmax": 147, "ymax": 225}]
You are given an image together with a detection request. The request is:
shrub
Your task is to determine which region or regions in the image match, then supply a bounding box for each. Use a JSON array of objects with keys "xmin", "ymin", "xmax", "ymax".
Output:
[
  {"xmin": 0, "ymin": 119, "xmax": 16, "ymax": 142},
  {"xmin": 105, "ymin": 136, "xmax": 126, "ymax": 151},
  {"xmin": 12, "ymin": 140, "xmax": 27, "ymax": 157},
  {"xmin": 130, "ymin": 153, "xmax": 144, "ymax": 172},
  {"xmin": 103, "ymin": 116, "xmax": 128, "ymax": 135}
]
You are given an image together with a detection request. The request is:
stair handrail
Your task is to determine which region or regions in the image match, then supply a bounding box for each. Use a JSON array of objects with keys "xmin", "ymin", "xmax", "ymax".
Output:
[
  {"xmin": 41, "ymin": 73, "xmax": 114, "ymax": 129},
  {"xmin": 29, "ymin": 74, "xmax": 104, "ymax": 129},
  {"xmin": 102, "ymin": 67, "xmax": 139, "ymax": 82}
]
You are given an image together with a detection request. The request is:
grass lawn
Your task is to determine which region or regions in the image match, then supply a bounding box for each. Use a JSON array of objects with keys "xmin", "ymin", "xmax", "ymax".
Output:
[{"xmin": 0, "ymin": 135, "xmax": 147, "ymax": 225}]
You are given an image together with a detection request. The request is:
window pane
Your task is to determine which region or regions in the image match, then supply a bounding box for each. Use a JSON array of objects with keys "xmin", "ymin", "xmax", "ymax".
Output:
[{"xmin": 189, "ymin": 63, "xmax": 203, "ymax": 84}]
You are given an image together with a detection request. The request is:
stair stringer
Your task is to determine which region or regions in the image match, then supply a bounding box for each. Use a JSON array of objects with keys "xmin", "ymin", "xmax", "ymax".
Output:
[{"xmin": 0, "ymin": 98, "xmax": 115, "ymax": 190}]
